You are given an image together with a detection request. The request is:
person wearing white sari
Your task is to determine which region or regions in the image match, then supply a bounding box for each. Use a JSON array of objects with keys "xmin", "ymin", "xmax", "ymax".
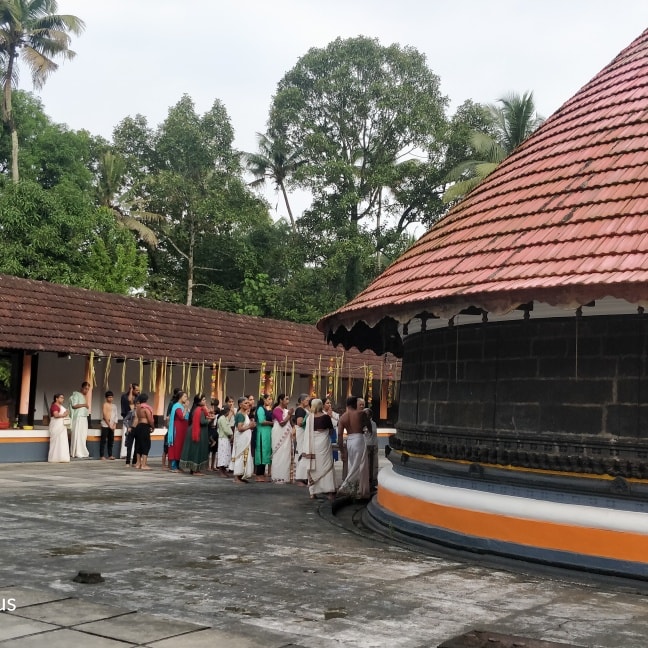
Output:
[
  {"xmin": 48, "ymin": 394, "xmax": 70, "ymax": 463},
  {"xmin": 232, "ymin": 397, "xmax": 256, "ymax": 483},
  {"xmin": 270, "ymin": 394, "xmax": 294, "ymax": 483},
  {"xmin": 293, "ymin": 393, "xmax": 310, "ymax": 484},
  {"xmin": 216, "ymin": 404, "xmax": 234, "ymax": 476},
  {"xmin": 69, "ymin": 382, "xmax": 90, "ymax": 459},
  {"xmin": 303, "ymin": 398, "xmax": 337, "ymax": 500}
]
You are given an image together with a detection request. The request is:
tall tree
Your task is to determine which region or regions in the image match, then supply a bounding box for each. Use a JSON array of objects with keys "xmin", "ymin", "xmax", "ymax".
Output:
[
  {"xmin": 443, "ymin": 91, "xmax": 544, "ymax": 203},
  {"xmin": 0, "ymin": 0, "xmax": 85, "ymax": 182},
  {"xmin": 245, "ymin": 131, "xmax": 304, "ymax": 232},
  {"xmin": 269, "ymin": 36, "xmax": 448, "ymax": 299},
  {"xmin": 115, "ymin": 95, "xmax": 271, "ymax": 306}
]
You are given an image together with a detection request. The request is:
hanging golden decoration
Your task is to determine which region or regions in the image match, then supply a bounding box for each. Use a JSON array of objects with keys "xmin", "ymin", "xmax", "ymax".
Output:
[
  {"xmin": 210, "ymin": 362, "xmax": 217, "ymax": 400},
  {"xmin": 309, "ymin": 368, "xmax": 316, "ymax": 398},
  {"xmin": 259, "ymin": 361, "xmax": 266, "ymax": 397},
  {"xmin": 150, "ymin": 359, "xmax": 157, "ymax": 393},
  {"xmin": 361, "ymin": 364, "xmax": 368, "ymax": 399},
  {"xmin": 89, "ymin": 351, "xmax": 96, "ymax": 388},
  {"xmin": 196, "ymin": 361, "xmax": 204, "ymax": 395},
  {"xmin": 284, "ymin": 356, "xmax": 288, "ymax": 395},
  {"xmin": 121, "ymin": 356, "xmax": 126, "ymax": 393},
  {"xmin": 270, "ymin": 361, "xmax": 277, "ymax": 397},
  {"xmin": 104, "ymin": 354, "xmax": 112, "ymax": 391},
  {"xmin": 327, "ymin": 357, "xmax": 334, "ymax": 399}
]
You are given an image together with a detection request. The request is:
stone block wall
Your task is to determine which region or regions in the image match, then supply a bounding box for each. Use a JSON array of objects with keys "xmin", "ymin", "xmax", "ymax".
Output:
[{"xmin": 394, "ymin": 314, "xmax": 648, "ymax": 476}]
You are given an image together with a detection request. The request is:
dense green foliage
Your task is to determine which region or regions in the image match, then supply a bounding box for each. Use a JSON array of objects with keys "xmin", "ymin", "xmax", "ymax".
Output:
[
  {"xmin": 0, "ymin": 31, "xmax": 540, "ymax": 325},
  {"xmin": 0, "ymin": 180, "xmax": 146, "ymax": 290},
  {"xmin": 269, "ymin": 36, "xmax": 449, "ymax": 300}
]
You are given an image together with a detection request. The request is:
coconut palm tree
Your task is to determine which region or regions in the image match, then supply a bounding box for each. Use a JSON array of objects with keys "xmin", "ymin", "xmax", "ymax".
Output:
[
  {"xmin": 443, "ymin": 91, "xmax": 544, "ymax": 203},
  {"xmin": 245, "ymin": 132, "xmax": 304, "ymax": 231},
  {"xmin": 97, "ymin": 150, "xmax": 160, "ymax": 247},
  {"xmin": 0, "ymin": 0, "xmax": 85, "ymax": 182}
]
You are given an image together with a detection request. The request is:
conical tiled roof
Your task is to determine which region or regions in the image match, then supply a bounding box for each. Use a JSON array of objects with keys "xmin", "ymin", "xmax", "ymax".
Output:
[{"xmin": 319, "ymin": 29, "xmax": 648, "ymax": 353}]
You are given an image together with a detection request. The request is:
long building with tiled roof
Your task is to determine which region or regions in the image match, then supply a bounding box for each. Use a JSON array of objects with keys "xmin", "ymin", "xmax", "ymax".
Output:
[
  {"xmin": 0, "ymin": 274, "xmax": 400, "ymax": 463},
  {"xmin": 321, "ymin": 29, "xmax": 648, "ymax": 578},
  {"xmin": 0, "ymin": 273, "xmax": 390, "ymax": 377}
]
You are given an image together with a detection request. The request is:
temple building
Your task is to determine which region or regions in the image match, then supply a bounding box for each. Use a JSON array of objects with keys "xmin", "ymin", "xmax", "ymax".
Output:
[{"xmin": 318, "ymin": 29, "xmax": 648, "ymax": 577}]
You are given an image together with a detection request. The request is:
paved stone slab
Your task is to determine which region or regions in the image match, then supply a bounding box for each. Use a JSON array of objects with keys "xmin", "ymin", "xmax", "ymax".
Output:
[
  {"xmin": 0, "ymin": 628, "xmax": 137, "ymax": 647},
  {"xmin": 145, "ymin": 627, "xmax": 295, "ymax": 647},
  {"xmin": 10, "ymin": 597, "xmax": 132, "ymax": 626},
  {"xmin": 76, "ymin": 611, "xmax": 207, "ymax": 644},
  {"xmin": 0, "ymin": 586, "xmax": 69, "ymax": 607},
  {"xmin": 438, "ymin": 630, "xmax": 583, "ymax": 647},
  {"xmin": 0, "ymin": 614, "xmax": 59, "ymax": 642}
]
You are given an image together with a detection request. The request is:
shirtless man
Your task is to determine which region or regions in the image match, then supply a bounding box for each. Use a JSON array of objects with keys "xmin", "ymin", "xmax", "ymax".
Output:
[{"xmin": 337, "ymin": 396, "xmax": 370, "ymax": 499}]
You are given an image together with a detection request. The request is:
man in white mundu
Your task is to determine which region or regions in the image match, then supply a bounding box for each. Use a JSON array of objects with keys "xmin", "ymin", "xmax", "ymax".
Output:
[
  {"xmin": 337, "ymin": 396, "xmax": 370, "ymax": 499},
  {"xmin": 69, "ymin": 381, "xmax": 91, "ymax": 459}
]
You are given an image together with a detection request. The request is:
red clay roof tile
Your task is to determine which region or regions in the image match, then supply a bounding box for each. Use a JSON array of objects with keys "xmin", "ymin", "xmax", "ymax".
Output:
[
  {"xmin": 319, "ymin": 28, "xmax": 648, "ymax": 344},
  {"xmin": 0, "ymin": 274, "xmax": 395, "ymax": 378}
]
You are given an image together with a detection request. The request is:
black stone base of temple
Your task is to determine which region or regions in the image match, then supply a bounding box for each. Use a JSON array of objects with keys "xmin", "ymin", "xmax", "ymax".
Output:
[
  {"xmin": 396, "ymin": 314, "xmax": 648, "ymax": 481},
  {"xmin": 389, "ymin": 429, "xmax": 648, "ymax": 484}
]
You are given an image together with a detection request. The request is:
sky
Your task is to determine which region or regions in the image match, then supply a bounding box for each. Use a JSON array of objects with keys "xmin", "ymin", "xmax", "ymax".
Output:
[{"xmin": 22, "ymin": 0, "xmax": 648, "ymax": 219}]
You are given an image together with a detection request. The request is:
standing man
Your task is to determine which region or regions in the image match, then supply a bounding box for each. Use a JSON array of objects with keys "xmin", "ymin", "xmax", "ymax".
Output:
[
  {"xmin": 119, "ymin": 383, "xmax": 139, "ymax": 460},
  {"xmin": 337, "ymin": 396, "xmax": 370, "ymax": 499},
  {"xmin": 69, "ymin": 381, "xmax": 91, "ymax": 459},
  {"xmin": 121, "ymin": 383, "xmax": 140, "ymax": 419},
  {"xmin": 100, "ymin": 391, "xmax": 119, "ymax": 460}
]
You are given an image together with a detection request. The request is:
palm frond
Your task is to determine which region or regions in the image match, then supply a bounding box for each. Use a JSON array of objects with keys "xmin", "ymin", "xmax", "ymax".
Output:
[{"xmin": 114, "ymin": 212, "xmax": 159, "ymax": 247}]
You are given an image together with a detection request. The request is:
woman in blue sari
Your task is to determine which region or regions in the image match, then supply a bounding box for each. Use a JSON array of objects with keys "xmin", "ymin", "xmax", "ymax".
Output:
[{"xmin": 167, "ymin": 391, "xmax": 189, "ymax": 472}]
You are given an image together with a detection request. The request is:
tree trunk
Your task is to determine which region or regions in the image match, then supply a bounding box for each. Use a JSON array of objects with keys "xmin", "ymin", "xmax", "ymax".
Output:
[
  {"xmin": 375, "ymin": 190, "xmax": 382, "ymax": 272},
  {"xmin": 186, "ymin": 225, "xmax": 195, "ymax": 306},
  {"xmin": 345, "ymin": 202, "xmax": 362, "ymax": 300},
  {"xmin": 10, "ymin": 128, "xmax": 18, "ymax": 183},
  {"xmin": 280, "ymin": 181, "xmax": 296, "ymax": 232},
  {"xmin": 2, "ymin": 57, "xmax": 19, "ymax": 184}
]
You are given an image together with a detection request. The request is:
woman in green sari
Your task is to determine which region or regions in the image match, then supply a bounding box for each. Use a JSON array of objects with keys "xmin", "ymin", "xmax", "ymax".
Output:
[
  {"xmin": 180, "ymin": 394, "xmax": 212, "ymax": 475},
  {"xmin": 254, "ymin": 393, "xmax": 274, "ymax": 482}
]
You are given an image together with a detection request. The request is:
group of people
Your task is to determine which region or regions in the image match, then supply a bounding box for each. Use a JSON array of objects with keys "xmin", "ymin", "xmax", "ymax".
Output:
[
  {"xmin": 47, "ymin": 381, "xmax": 99, "ymax": 463},
  {"xmin": 161, "ymin": 389, "xmax": 378, "ymax": 501},
  {"xmin": 47, "ymin": 381, "xmax": 150, "ymax": 465},
  {"xmin": 47, "ymin": 382, "xmax": 380, "ymax": 501}
]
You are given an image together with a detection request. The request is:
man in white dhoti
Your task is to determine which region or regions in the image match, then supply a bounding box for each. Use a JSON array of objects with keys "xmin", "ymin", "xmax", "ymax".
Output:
[
  {"xmin": 337, "ymin": 396, "xmax": 370, "ymax": 499},
  {"xmin": 69, "ymin": 381, "xmax": 90, "ymax": 459}
]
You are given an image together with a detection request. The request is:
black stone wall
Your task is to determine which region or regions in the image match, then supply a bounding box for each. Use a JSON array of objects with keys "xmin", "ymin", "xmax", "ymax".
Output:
[{"xmin": 394, "ymin": 314, "xmax": 648, "ymax": 477}]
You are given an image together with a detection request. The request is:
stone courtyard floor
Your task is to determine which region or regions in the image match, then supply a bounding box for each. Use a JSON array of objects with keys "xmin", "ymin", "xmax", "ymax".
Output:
[{"xmin": 1, "ymin": 458, "xmax": 648, "ymax": 647}]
